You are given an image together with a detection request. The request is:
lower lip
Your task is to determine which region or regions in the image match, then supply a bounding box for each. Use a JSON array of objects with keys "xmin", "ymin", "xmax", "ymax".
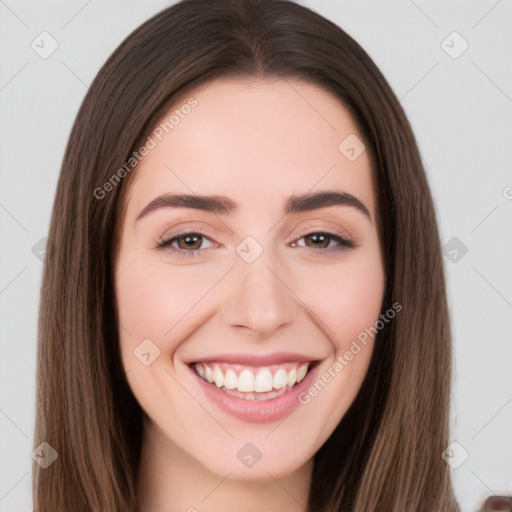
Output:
[{"xmin": 191, "ymin": 364, "xmax": 318, "ymax": 423}]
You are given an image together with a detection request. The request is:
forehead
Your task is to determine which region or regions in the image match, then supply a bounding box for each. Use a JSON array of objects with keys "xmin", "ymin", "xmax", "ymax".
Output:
[{"xmin": 125, "ymin": 77, "xmax": 375, "ymax": 217}]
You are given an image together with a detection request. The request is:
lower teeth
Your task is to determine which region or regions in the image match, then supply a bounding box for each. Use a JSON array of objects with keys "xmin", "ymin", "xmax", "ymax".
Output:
[{"xmin": 220, "ymin": 385, "xmax": 293, "ymax": 401}]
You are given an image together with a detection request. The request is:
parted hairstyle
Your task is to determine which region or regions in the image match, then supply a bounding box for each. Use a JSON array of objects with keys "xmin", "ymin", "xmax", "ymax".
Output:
[{"xmin": 33, "ymin": 0, "xmax": 460, "ymax": 510}]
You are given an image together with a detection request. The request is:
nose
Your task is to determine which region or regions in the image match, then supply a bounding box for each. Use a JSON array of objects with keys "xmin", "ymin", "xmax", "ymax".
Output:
[{"xmin": 221, "ymin": 247, "xmax": 299, "ymax": 339}]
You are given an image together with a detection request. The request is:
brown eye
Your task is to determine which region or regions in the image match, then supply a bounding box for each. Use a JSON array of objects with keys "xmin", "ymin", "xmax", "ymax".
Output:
[
  {"xmin": 303, "ymin": 233, "xmax": 331, "ymax": 249},
  {"xmin": 293, "ymin": 232, "xmax": 354, "ymax": 253},
  {"xmin": 176, "ymin": 233, "xmax": 203, "ymax": 250},
  {"xmin": 157, "ymin": 231, "xmax": 214, "ymax": 256}
]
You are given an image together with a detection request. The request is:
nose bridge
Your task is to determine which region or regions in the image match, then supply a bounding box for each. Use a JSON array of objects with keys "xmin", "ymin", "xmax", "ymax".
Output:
[{"xmin": 221, "ymin": 240, "xmax": 298, "ymax": 338}]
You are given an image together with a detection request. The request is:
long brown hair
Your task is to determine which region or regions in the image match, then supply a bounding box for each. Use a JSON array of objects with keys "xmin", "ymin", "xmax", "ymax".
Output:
[{"xmin": 33, "ymin": 0, "xmax": 460, "ymax": 510}]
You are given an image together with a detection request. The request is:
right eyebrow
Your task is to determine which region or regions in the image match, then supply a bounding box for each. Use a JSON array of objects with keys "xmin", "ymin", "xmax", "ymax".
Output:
[{"xmin": 136, "ymin": 194, "xmax": 239, "ymax": 221}]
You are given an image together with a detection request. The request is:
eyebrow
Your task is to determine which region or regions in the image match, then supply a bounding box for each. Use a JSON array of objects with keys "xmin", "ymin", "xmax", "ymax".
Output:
[{"xmin": 136, "ymin": 190, "xmax": 371, "ymax": 222}]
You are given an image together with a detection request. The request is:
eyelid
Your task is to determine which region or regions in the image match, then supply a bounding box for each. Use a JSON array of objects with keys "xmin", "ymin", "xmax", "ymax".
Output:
[
  {"xmin": 155, "ymin": 230, "xmax": 217, "ymax": 256},
  {"xmin": 155, "ymin": 221, "xmax": 218, "ymax": 247},
  {"xmin": 291, "ymin": 230, "xmax": 355, "ymax": 252},
  {"xmin": 290, "ymin": 222, "xmax": 354, "ymax": 245}
]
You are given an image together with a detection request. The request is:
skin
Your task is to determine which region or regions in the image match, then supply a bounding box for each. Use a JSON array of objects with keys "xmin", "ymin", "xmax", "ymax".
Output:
[{"xmin": 115, "ymin": 78, "xmax": 386, "ymax": 512}]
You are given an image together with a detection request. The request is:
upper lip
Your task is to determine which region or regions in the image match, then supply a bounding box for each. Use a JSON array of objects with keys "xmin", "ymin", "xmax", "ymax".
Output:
[{"xmin": 187, "ymin": 352, "xmax": 319, "ymax": 367}]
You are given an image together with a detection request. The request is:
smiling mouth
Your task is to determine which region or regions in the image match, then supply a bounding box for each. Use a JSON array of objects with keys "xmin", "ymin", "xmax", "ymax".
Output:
[{"xmin": 191, "ymin": 361, "xmax": 313, "ymax": 401}]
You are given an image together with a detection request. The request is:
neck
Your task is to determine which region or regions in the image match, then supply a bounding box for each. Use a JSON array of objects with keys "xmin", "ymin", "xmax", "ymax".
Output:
[{"xmin": 136, "ymin": 419, "xmax": 313, "ymax": 512}]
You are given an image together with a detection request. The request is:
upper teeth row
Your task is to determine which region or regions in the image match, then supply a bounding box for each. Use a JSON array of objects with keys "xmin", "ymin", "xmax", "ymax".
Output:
[{"xmin": 195, "ymin": 363, "xmax": 309, "ymax": 393}]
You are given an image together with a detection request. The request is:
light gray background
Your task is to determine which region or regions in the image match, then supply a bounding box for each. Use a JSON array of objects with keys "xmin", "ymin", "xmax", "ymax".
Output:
[{"xmin": 1, "ymin": 1, "xmax": 511, "ymax": 511}]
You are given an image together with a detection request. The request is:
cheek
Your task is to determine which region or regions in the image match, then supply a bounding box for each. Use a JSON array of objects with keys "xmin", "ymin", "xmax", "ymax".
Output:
[
  {"xmin": 293, "ymin": 248, "xmax": 385, "ymax": 355},
  {"xmin": 115, "ymin": 253, "xmax": 215, "ymax": 427},
  {"xmin": 117, "ymin": 254, "xmax": 196, "ymax": 341},
  {"xmin": 115, "ymin": 251, "xmax": 229, "ymax": 370},
  {"xmin": 288, "ymin": 249, "xmax": 385, "ymax": 441}
]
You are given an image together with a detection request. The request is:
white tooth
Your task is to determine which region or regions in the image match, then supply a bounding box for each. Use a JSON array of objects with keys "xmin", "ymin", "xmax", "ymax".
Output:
[
  {"xmin": 237, "ymin": 369, "xmax": 255, "ymax": 392},
  {"xmin": 273, "ymin": 368, "xmax": 288, "ymax": 389},
  {"xmin": 296, "ymin": 363, "xmax": 309, "ymax": 383},
  {"xmin": 287, "ymin": 368, "xmax": 297, "ymax": 387},
  {"xmin": 213, "ymin": 366, "xmax": 224, "ymax": 388},
  {"xmin": 196, "ymin": 364, "xmax": 205, "ymax": 379},
  {"xmin": 254, "ymin": 368, "xmax": 273, "ymax": 392},
  {"xmin": 204, "ymin": 365, "xmax": 214, "ymax": 383},
  {"xmin": 224, "ymin": 369, "xmax": 238, "ymax": 389}
]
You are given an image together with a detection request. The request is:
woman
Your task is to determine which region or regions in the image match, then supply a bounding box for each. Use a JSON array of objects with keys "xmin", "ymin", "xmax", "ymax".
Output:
[{"xmin": 33, "ymin": 0, "xmax": 461, "ymax": 510}]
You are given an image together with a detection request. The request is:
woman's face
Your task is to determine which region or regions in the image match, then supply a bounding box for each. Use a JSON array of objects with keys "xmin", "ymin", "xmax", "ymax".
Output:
[{"xmin": 115, "ymin": 78, "xmax": 385, "ymax": 480}]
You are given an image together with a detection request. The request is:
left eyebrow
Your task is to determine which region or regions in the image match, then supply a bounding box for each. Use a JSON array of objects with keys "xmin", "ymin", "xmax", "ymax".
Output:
[
  {"xmin": 284, "ymin": 191, "xmax": 370, "ymax": 220},
  {"xmin": 136, "ymin": 190, "xmax": 371, "ymax": 222}
]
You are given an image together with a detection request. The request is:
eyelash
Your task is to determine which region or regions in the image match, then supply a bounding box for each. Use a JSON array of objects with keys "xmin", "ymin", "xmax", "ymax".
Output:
[{"xmin": 156, "ymin": 230, "xmax": 355, "ymax": 258}]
